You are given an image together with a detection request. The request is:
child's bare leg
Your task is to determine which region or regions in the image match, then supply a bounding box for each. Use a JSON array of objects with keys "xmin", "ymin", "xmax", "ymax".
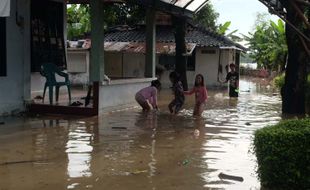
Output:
[
  {"xmin": 193, "ymin": 104, "xmax": 199, "ymax": 116},
  {"xmin": 174, "ymin": 102, "xmax": 184, "ymax": 114},
  {"xmin": 168, "ymin": 100, "xmax": 176, "ymax": 114},
  {"xmin": 141, "ymin": 101, "xmax": 152, "ymax": 111},
  {"xmin": 193, "ymin": 103, "xmax": 204, "ymax": 116}
]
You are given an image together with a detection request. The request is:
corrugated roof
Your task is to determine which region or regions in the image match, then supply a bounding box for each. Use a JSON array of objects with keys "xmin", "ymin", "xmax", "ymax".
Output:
[
  {"xmin": 104, "ymin": 25, "xmax": 246, "ymax": 51},
  {"xmin": 103, "ymin": 42, "xmax": 196, "ymax": 55}
]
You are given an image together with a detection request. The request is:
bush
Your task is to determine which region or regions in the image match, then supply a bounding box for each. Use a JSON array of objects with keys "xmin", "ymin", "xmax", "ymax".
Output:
[
  {"xmin": 272, "ymin": 73, "xmax": 285, "ymax": 89},
  {"xmin": 253, "ymin": 118, "xmax": 310, "ymax": 189},
  {"xmin": 273, "ymin": 73, "xmax": 310, "ymax": 113}
]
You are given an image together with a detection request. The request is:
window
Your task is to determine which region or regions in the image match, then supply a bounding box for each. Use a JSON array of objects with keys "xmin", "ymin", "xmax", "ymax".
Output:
[
  {"xmin": 31, "ymin": 0, "xmax": 65, "ymax": 72},
  {"xmin": 0, "ymin": 18, "xmax": 6, "ymax": 76},
  {"xmin": 201, "ymin": 49, "xmax": 216, "ymax": 54},
  {"xmin": 159, "ymin": 55, "xmax": 175, "ymax": 70}
]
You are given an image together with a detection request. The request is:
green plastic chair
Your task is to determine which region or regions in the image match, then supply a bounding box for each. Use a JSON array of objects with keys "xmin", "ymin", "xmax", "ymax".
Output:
[{"xmin": 40, "ymin": 63, "xmax": 71, "ymax": 105}]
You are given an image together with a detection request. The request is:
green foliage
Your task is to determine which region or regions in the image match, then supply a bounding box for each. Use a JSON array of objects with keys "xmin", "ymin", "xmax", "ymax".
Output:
[
  {"xmin": 254, "ymin": 118, "xmax": 310, "ymax": 189},
  {"xmin": 66, "ymin": 3, "xmax": 145, "ymax": 40},
  {"xmin": 67, "ymin": 5, "xmax": 90, "ymax": 40},
  {"xmin": 217, "ymin": 21, "xmax": 242, "ymax": 42},
  {"xmin": 103, "ymin": 2, "xmax": 145, "ymax": 28},
  {"xmin": 273, "ymin": 73, "xmax": 285, "ymax": 89},
  {"xmin": 218, "ymin": 21, "xmax": 231, "ymax": 35},
  {"xmin": 240, "ymin": 52, "xmax": 254, "ymax": 63},
  {"xmin": 193, "ymin": 3, "xmax": 219, "ymax": 31},
  {"xmin": 244, "ymin": 14, "xmax": 287, "ymax": 72}
]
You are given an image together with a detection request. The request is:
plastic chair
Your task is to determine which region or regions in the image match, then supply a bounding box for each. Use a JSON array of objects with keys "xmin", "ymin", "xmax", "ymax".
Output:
[{"xmin": 40, "ymin": 63, "xmax": 71, "ymax": 105}]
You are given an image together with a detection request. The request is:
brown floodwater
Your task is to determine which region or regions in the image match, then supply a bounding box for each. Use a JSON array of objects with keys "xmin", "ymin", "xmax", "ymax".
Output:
[{"xmin": 0, "ymin": 77, "xmax": 282, "ymax": 190}]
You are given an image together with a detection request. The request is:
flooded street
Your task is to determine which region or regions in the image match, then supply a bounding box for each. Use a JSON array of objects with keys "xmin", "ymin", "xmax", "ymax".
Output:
[{"xmin": 0, "ymin": 77, "xmax": 282, "ymax": 190}]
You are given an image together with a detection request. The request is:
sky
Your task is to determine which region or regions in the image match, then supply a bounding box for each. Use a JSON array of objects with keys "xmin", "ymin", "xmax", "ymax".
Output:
[{"xmin": 210, "ymin": 0, "xmax": 279, "ymax": 35}]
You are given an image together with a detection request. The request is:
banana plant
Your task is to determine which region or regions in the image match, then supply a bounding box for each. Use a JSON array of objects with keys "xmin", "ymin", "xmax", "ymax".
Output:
[{"xmin": 218, "ymin": 21, "xmax": 242, "ymax": 42}]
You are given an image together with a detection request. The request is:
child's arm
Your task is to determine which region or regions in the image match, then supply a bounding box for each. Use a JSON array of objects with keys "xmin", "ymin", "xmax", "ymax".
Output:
[
  {"xmin": 151, "ymin": 88, "xmax": 158, "ymax": 110},
  {"xmin": 184, "ymin": 88, "xmax": 195, "ymax": 95}
]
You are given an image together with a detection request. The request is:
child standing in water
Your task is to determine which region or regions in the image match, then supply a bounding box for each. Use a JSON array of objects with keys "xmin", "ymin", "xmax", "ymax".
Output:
[
  {"xmin": 184, "ymin": 74, "xmax": 208, "ymax": 116},
  {"xmin": 168, "ymin": 71, "xmax": 185, "ymax": 114}
]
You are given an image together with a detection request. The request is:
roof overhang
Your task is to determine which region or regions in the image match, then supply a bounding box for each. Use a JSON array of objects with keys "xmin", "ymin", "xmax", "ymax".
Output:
[
  {"xmin": 66, "ymin": 0, "xmax": 124, "ymax": 4},
  {"xmin": 104, "ymin": 42, "xmax": 196, "ymax": 56},
  {"xmin": 66, "ymin": 0, "xmax": 209, "ymax": 19}
]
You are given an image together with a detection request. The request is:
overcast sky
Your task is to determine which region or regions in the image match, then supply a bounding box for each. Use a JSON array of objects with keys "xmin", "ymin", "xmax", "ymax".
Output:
[{"xmin": 210, "ymin": 0, "xmax": 279, "ymax": 35}]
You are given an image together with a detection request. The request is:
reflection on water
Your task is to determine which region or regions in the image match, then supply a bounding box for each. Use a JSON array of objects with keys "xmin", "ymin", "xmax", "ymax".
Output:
[
  {"xmin": 66, "ymin": 124, "xmax": 93, "ymax": 178},
  {"xmin": 0, "ymin": 78, "xmax": 282, "ymax": 190}
]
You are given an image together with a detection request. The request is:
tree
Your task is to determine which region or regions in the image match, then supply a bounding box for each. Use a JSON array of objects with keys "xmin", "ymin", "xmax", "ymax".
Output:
[
  {"xmin": 193, "ymin": 2, "xmax": 219, "ymax": 31},
  {"xmin": 218, "ymin": 21, "xmax": 242, "ymax": 42},
  {"xmin": 277, "ymin": 0, "xmax": 309, "ymax": 114},
  {"xmin": 244, "ymin": 14, "xmax": 287, "ymax": 72},
  {"xmin": 193, "ymin": 4, "xmax": 242, "ymax": 42},
  {"xmin": 67, "ymin": 5, "xmax": 91, "ymax": 40},
  {"xmin": 67, "ymin": 3, "xmax": 145, "ymax": 40}
]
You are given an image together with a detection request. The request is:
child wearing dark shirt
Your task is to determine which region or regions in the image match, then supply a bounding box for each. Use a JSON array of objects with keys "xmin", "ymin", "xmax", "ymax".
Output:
[
  {"xmin": 224, "ymin": 64, "xmax": 239, "ymax": 97},
  {"xmin": 168, "ymin": 71, "xmax": 185, "ymax": 114}
]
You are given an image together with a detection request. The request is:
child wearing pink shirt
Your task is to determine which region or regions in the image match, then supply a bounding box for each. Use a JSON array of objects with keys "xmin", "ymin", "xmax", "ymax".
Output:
[
  {"xmin": 184, "ymin": 74, "xmax": 208, "ymax": 116},
  {"xmin": 135, "ymin": 80, "xmax": 161, "ymax": 111}
]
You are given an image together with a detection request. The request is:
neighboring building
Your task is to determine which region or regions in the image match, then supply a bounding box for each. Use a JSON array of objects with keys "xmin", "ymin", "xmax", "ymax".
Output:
[{"xmin": 68, "ymin": 23, "xmax": 245, "ymax": 88}]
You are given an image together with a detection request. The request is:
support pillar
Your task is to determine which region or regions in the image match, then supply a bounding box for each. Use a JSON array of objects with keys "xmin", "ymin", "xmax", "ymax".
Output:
[
  {"xmin": 173, "ymin": 16, "xmax": 188, "ymax": 90},
  {"xmin": 145, "ymin": 8, "xmax": 156, "ymax": 78},
  {"xmin": 90, "ymin": 0, "xmax": 104, "ymax": 82}
]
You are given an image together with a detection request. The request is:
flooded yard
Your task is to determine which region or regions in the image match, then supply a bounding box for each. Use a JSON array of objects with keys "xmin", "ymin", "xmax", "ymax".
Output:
[{"xmin": 0, "ymin": 77, "xmax": 282, "ymax": 190}]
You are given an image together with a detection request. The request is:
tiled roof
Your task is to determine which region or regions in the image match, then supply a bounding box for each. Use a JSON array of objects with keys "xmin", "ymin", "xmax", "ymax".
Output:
[{"xmin": 104, "ymin": 25, "xmax": 246, "ymax": 50}]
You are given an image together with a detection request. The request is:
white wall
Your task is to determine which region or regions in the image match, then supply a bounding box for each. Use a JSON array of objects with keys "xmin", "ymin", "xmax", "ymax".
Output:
[
  {"xmin": 195, "ymin": 47, "xmax": 220, "ymax": 87},
  {"xmin": 99, "ymin": 78, "xmax": 154, "ymax": 113},
  {"xmin": 0, "ymin": 0, "xmax": 31, "ymax": 115},
  {"xmin": 158, "ymin": 47, "xmax": 231, "ymax": 89},
  {"xmin": 67, "ymin": 49, "xmax": 90, "ymax": 86}
]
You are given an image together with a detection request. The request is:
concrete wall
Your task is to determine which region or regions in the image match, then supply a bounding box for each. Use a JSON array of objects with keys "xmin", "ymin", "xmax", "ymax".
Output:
[
  {"xmin": 0, "ymin": 0, "xmax": 31, "ymax": 115},
  {"xmin": 99, "ymin": 78, "xmax": 155, "ymax": 113},
  {"xmin": 67, "ymin": 49, "xmax": 90, "ymax": 86}
]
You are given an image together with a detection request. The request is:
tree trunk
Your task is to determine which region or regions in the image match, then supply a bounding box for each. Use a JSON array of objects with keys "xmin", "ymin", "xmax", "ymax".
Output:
[
  {"xmin": 281, "ymin": 4, "xmax": 307, "ymax": 114},
  {"xmin": 173, "ymin": 16, "xmax": 188, "ymax": 91}
]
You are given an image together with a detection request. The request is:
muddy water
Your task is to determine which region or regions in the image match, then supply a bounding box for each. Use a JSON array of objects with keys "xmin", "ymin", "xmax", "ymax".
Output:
[{"xmin": 0, "ymin": 78, "xmax": 282, "ymax": 190}]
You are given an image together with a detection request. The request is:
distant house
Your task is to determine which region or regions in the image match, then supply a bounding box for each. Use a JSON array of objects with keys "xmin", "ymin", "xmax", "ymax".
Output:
[{"xmin": 67, "ymin": 23, "xmax": 246, "ymax": 88}]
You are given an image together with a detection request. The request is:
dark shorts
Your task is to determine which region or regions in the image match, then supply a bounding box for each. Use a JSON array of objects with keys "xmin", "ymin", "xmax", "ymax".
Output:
[
  {"xmin": 229, "ymin": 86, "xmax": 238, "ymax": 97},
  {"xmin": 168, "ymin": 96, "xmax": 185, "ymax": 113}
]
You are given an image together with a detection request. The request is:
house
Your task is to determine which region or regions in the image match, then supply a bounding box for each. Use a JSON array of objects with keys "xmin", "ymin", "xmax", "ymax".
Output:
[
  {"xmin": 67, "ymin": 23, "xmax": 246, "ymax": 88},
  {"xmin": 1, "ymin": 0, "xmax": 207, "ymax": 116}
]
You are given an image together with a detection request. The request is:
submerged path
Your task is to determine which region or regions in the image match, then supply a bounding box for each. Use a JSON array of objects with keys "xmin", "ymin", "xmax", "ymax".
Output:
[{"xmin": 0, "ymin": 78, "xmax": 282, "ymax": 190}]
